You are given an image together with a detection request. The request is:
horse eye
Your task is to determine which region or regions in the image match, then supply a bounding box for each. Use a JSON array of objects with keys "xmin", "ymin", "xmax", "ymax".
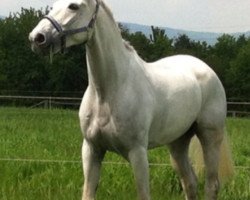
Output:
[{"xmin": 68, "ymin": 3, "xmax": 79, "ymax": 10}]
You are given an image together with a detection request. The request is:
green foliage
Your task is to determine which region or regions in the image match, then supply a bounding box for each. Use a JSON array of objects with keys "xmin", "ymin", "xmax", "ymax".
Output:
[
  {"xmin": 123, "ymin": 31, "xmax": 153, "ymax": 62},
  {"xmin": 0, "ymin": 107, "xmax": 249, "ymax": 199},
  {"xmin": 226, "ymin": 41, "xmax": 250, "ymax": 99},
  {"xmin": 0, "ymin": 8, "xmax": 250, "ymax": 100},
  {"xmin": 0, "ymin": 8, "xmax": 87, "ymax": 96},
  {"xmin": 120, "ymin": 25, "xmax": 174, "ymax": 62},
  {"xmin": 0, "ymin": 8, "xmax": 47, "ymax": 92},
  {"xmin": 149, "ymin": 26, "xmax": 174, "ymax": 61}
]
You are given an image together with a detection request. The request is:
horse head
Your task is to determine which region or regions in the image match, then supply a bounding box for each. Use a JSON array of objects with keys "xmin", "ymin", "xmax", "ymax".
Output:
[{"xmin": 29, "ymin": 0, "xmax": 99, "ymax": 54}]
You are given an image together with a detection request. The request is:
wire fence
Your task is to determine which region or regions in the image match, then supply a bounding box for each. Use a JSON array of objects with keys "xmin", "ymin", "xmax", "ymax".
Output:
[{"xmin": 0, "ymin": 157, "xmax": 249, "ymax": 170}]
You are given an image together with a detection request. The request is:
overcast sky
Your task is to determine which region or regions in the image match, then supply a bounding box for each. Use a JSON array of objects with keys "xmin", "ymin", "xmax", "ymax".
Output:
[{"xmin": 1, "ymin": 0, "xmax": 250, "ymax": 33}]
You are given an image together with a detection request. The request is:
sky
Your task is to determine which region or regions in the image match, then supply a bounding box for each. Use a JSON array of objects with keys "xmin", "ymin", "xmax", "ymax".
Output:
[{"xmin": 0, "ymin": 0, "xmax": 250, "ymax": 33}]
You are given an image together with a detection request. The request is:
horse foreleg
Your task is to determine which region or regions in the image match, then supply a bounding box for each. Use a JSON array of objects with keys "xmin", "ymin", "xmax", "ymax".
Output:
[
  {"xmin": 82, "ymin": 139, "xmax": 105, "ymax": 200},
  {"xmin": 128, "ymin": 146, "xmax": 150, "ymax": 200}
]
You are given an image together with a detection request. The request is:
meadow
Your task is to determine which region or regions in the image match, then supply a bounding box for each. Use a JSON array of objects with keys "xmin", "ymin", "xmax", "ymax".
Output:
[{"xmin": 0, "ymin": 107, "xmax": 249, "ymax": 200}]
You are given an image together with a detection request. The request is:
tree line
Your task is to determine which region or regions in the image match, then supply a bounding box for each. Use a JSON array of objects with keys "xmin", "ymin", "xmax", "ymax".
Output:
[{"xmin": 0, "ymin": 8, "xmax": 249, "ymax": 100}]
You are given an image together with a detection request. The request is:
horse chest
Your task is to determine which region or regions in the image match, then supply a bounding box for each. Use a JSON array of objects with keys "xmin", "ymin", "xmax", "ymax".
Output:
[
  {"xmin": 83, "ymin": 109, "xmax": 124, "ymax": 151},
  {"xmin": 84, "ymin": 111, "xmax": 110, "ymax": 137}
]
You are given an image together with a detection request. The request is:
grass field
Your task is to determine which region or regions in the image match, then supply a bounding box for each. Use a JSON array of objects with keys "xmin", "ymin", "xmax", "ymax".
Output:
[{"xmin": 0, "ymin": 107, "xmax": 249, "ymax": 200}]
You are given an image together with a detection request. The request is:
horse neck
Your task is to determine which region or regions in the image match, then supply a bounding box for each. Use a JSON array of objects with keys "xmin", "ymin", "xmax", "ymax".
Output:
[{"xmin": 86, "ymin": 5, "xmax": 134, "ymax": 100}]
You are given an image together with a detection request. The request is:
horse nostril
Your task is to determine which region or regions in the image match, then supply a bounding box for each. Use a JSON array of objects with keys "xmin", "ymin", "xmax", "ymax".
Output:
[{"xmin": 34, "ymin": 33, "xmax": 46, "ymax": 45}]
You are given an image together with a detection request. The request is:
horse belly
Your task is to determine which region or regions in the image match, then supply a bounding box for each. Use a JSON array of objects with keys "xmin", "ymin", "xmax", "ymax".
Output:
[
  {"xmin": 148, "ymin": 84, "xmax": 202, "ymax": 148},
  {"xmin": 148, "ymin": 113, "xmax": 197, "ymax": 148}
]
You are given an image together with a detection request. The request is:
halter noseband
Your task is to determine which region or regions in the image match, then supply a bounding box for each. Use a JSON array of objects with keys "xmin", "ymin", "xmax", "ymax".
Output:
[{"xmin": 43, "ymin": 0, "xmax": 100, "ymax": 53}]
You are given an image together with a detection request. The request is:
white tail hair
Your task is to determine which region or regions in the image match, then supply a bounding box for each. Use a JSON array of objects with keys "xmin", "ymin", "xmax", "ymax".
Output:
[{"xmin": 189, "ymin": 131, "xmax": 234, "ymax": 183}]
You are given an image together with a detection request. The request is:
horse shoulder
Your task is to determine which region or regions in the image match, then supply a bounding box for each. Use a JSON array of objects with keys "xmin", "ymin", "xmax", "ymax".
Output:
[{"xmin": 79, "ymin": 87, "xmax": 97, "ymax": 134}]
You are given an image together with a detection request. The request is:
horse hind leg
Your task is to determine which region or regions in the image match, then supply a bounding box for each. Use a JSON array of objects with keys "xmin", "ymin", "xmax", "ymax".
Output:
[
  {"xmin": 196, "ymin": 126, "xmax": 224, "ymax": 200},
  {"xmin": 169, "ymin": 124, "xmax": 198, "ymax": 200}
]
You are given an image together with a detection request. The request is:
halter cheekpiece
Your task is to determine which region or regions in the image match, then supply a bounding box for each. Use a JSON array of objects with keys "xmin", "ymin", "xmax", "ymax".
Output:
[{"xmin": 43, "ymin": 0, "xmax": 100, "ymax": 53}]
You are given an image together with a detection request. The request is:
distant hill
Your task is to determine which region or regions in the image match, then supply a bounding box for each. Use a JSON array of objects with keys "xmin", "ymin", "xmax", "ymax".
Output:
[
  {"xmin": 122, "ymin": 22, "xmax": 250, "ymax": 45},
  {"xmin": 0, "ymin": 13, "xmax": 248, "ymax": 45}
]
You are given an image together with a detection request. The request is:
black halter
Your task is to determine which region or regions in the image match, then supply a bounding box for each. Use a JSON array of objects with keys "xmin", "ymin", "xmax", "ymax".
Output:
[{"xmin": 43, "ymin": 0, "xmax": 100, "ymax": 53}]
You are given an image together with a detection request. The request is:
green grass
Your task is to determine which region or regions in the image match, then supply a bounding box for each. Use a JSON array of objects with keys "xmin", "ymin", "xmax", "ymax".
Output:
[{"xmin": 0, "ymin": 107, "xmax": 249, "ymax": 200}]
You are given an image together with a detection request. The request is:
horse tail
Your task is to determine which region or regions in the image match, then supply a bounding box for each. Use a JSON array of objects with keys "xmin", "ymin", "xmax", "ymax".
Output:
[{"xmin": 189, "ymin": 130, "xmax": 234, "ymax": 183}]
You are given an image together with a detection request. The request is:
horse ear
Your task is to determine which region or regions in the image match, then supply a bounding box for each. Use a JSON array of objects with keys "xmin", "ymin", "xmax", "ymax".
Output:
[
  {"xmin": 84, "ymin": 0, "xmax": 98, "ymax": 4},
  {"xmin": 77, "ymin": 0, "xmax": 86, "ymax": 5},
  {"xmin": 82, "ymin": 0, "xmax": 90, "ymax": 3}
]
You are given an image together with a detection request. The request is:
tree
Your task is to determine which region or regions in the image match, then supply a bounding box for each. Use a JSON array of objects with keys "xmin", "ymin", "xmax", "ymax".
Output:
[
  {"xmin": 226, "ymin": 40, "xmax": 250, "ymax": 99},
  {"xmin": 121, "ymin": 30, "xmax": 152, "ymax": 62},
  {"xmin": 0, "ymin": 7, "xmax": 250, "ymax": 101},
  {"xmin": 0, "ymin": 8, "xmax": 88, "ymax": 96},
  {"xmin": 206, "ymin": 34, "xmax": 238, "ymax": 84},
  {"xmin": 149, "ymin": 26, "xmax": 173, "ymax": 61},
  {"xmin": 213, "ymin": 34, "xmax": 238, "ymax": 62},
  {"xmin": 0, "ymin": 8, "xmax": 49, "ymax": 93},
  {"xmin": 47, "ymin": 45, "xmax": 87, "ymax": 96},
  {"xmin": 174, "ymin": 34, "xmax": 194, "ymax": 54}
]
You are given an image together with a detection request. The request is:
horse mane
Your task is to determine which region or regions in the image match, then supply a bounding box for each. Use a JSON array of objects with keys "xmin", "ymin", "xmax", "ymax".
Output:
[
  {"xmin": 99, "ymin": 0, "xmax": 136, "ymax": 52},
  {"xmin": 99, "ymin": 0, "xmax": 115, "ymax": 23},
  {"xmin": 123, "ymin": 40, "xmax": 135, "ymax": 51}
]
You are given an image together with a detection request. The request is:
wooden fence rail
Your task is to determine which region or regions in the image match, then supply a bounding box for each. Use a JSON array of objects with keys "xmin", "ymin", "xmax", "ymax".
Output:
[{"xmin": 0, "ymin": 95, "xmax": 249, "ymax": 117}]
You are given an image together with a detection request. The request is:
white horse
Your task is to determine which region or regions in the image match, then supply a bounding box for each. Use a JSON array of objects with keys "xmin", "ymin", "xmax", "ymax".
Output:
[{"xmin": 29, "ymin": 0, "xmax": 234, "ymax": 199}]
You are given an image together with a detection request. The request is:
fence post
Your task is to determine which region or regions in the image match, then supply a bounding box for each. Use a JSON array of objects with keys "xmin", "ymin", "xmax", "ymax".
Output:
[
  {"xmin": 44, "ymin": 100, "xmax": 48, "ymax": 109},
  {"xmin": 49, "ymin": 97, "xmax": 52, "ymax": 110},
  {"xmin": 232, "ymin": 111, "xmax": 236, "ymax": 118}
]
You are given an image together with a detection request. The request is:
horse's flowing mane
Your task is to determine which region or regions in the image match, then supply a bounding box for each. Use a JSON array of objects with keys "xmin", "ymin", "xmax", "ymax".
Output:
[
  {"xmin": 99, "ymin": 0, "xmax": 135, "ymax": 52},
  {"xmin": 99, "ymin": 0, "xmax": 116, "ymax": 22}
]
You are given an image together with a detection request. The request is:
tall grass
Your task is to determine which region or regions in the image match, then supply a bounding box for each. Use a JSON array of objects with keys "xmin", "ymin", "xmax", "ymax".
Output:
[{"xmin": 0, "ymin": 107, "xmax": 249, "ymax": 199}]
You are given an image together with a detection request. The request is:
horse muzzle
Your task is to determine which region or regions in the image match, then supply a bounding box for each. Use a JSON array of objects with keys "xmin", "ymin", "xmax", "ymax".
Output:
[{"xmin": 29, "ymin": 31, "xmax": 58, "ymax": 55}]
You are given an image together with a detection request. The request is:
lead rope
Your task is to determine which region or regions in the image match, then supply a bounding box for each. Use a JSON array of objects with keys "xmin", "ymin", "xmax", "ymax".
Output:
[{"xmin": 50, "ymin": 45, "xmax": 53, "ymax": 64}]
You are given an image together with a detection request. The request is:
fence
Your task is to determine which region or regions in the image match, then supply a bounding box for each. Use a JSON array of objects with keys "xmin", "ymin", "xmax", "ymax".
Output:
[
  {"xmin": 227, "ymin": 101, "xmax": 250, "ymax": 117},
  {"xmin": 0, "ymin": 95, "xmax": 250, "ymax": 117},
  {"xmin": 0, "ymin": 95, "xmax": 82, "ymax": 109},
  {"xmin": 0, "ymin": 96, "xmax": 249, "ymax": 170},
  {"xmin": 0, "ymin": 157, "xmax": 249, "ymax": 170}
]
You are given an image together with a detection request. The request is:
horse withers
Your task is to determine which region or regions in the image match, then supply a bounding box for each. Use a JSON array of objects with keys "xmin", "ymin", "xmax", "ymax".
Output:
[{"xmin": 29, "ymin": 0, "xmax": 234, "ymax": 199}]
